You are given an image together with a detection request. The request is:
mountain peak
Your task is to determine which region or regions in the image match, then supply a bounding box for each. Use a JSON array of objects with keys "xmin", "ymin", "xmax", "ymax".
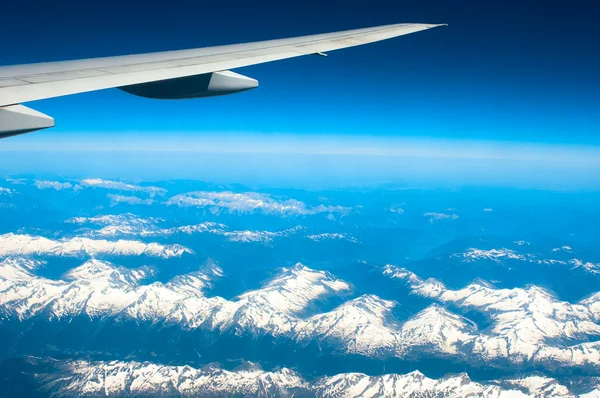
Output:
[
  {"xmin": 62, "ymin": 259, "xmax": 152, "ymax": 287},
  {"xmin": 400, "ymin": 305, "xmax": 477, "ymax": 354}
]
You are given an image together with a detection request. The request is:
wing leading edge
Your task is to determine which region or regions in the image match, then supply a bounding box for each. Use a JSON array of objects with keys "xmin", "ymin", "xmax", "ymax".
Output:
[{"xmin": 0, "ymin": 22, "xmax": 446, "ymax": 137}]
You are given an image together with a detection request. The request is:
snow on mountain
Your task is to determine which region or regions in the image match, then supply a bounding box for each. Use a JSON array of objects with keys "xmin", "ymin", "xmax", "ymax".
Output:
[
  {"xmin": 4, "ymin": 257, "xmax": 600, "ymax": 371},
  {"xmin": 38, "ymin": 359, "xmax": 307, "ymax": 397},
  {"xmin": 49, "ymin": 260, "xmax": 157, "ymax": 319},
  {"xmin": 0, "ymin": 258, "xmax": 220, "ymax": 321},
  {"xmin": 34, "ymin": 180, "xmax": 79, "ymax": 191},
  {"xmin": 0, "ymin": 260, "xmax": 349, "ymax": 337},
  {"xmin": 67, "ymin": 214, "xmax": 164, "ymax": 228},
  {"xmin": 0, "ymin": 233, "xmax": 192, "ymax": 258},
  {"xmin": 384, "ymin": 264, "xmax": 600, "ymax": 367},
  {"xmin": 570, "ymin": 259, "xmax": 600, "ymax": 275},
  {"xmin": 223, "ymin": 230, "xmax": 284, "ymax": 243},
  {"xmin": 69, "ymin": 212, "xmax": 305, "ymax": 243},
  {"xmin": 5, "ymin": 177, "xmax": 27, "ymax": 185},
  {"xmin": 33, "ymin": 358, "xmax": 597, "ymax": 397},
  {"xmin": 82, "ymin": 223, "xmax": 312, "ymax": 244},
  {"xmin": 67, "ymin": 213, "xmax": 317, "ymax": 244},
  {"xmin": 252, "ymin": 264, "xmax": 351, "ymax": 316},
  {"xmin": 157, "ymin": 264, "xmax": 351, "ymax": 333},
  {"xmin": 296, "ymin": 295, "xmax": 481, "ymax": 358},
  {"xmin": 0, "ymin": 257, "xmax": 45, "ymax": 277},
  {"xmin": 389, "ymin": 204, "xmax": 404, "ymax": 214},
  {"xmin": 315, "ymin": 372, "xmax": 527, "ymax": 398},
  {"xmin": 223, "ymin": 226, "xmax": 304, "ymax": 243},
  {"xmin": 399, "ymin": 304, "xmax": 477, "ymax": 356},
  {"xmin": 69, "ymin": 213, "xmax": 227, "ymax": 238},
  {"xmin": 108, "ymin": 194, "xmax": 155, "ymax": 206},
  {"xmin": 120, "ymin": 280, "xmax": 227, "ymax": 324},
  {"xmin": 440, "ymin": 283, "xmax": 600, "ymax": 345},
  {"xmin": 553, "ymin": 246, "xmax": 574, "ymax": 253},
  {"xmin": 500, "ymin": 375, "xmax": 574, "ymax": 397},
  {"xmin": 457, "ymin": 248, "xmax": 528, "ymax": 262},
  {"xmin": 0, "ymin": 261, "xmax": 69, "ymax": 320},
  {"xmin": 0, "ymin": 260, "xmax": 600, "ymax": 367},
  {"xmin": 173, "ymin": 222, "xmax": 225, "ymax": 234},
  {"xmin": 166, "ymin": 191, "xmax": 350, "ymax": 217},
  {"xmin": 68, "ymin": 213, "xmax": 165, "ymax": 237},
  {"xmin": 62, "ymin": 259, "xmax": 153, "ymax": 285},
  {"xmin": 581, "ymin": 293, "xmax": 600, "ymax": 322},
  {"xmin": 295, "ymin": 295, "xmax": 400, "ymax": 356},
  {"xmin": 423, "ymin": 212, "xmax": 459, "ymax": 222},
  {"xmin": 453, "ymin": 246, "xmax": 600, "ymax": 275},
  {"xmin": 81, "ymin": 179, "xmax": 167, "ymax": 196},
  {"xmin": 307, "ymin": 233, "xmax": 359, "ymax": 243},
  {"xmin": 218, "ymin": 264, "xmax": 352, "ymax": 336}
]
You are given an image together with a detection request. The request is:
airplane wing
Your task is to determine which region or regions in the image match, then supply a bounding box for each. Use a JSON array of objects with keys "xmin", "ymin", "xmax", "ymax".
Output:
[{"xmin": 0, "ymin": 23, "xmax": 445, "ymax": 137}]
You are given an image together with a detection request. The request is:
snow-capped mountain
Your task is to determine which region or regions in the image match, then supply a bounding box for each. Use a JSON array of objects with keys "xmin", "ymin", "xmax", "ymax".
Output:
[
  {"xmin": 166, "ymin": 191, "xmax": 350, "ymax": 217},
  {"xmin": 384, "ymin": 264, "xmax": 600, "ymax": 343},
  {"xmin": 222, "ymin": 226, "xmax": 305, "ymax": 243},
  {"xmin": 0, "ymin": 260, "xmax": 349, "ymax": 335},
  {"xmin": 384, "ymin": 264, "xmax": 600, "ymax": 368},
  {"xmin": 15, "ymin": 357, "xmax": 599, "ymax": 397},
  {"xmin": 454, "ymin": 246, "xmax": 600, "ymax": 276},
  {"xmin": 457, "ymin": 247, "xmax": 528, "ymax": 262},
  {"xmin": 67, "ymin": 214, "xmax": 164, "ymax": 229},
  {"xmin": 0, "ymin": 233, "xmax": 192, "ymax": 258},
  {"xmin": 34, "ymin": 180, "xmax": 79, "ymax": 191},
  {"xmin": 423, "ymin": 212, "xmax": 459, "ymax": 222},
  {"xmin": 3, "ymin": 258, "xmax": 600, "ymax": 372},
  {"xmin": 108, "ymin": 194, "xmax": 155, "ymax": 206},
  {"xmin": 3, "ymin": 176, "xmax": 600, "ymax": 396},
  {"xmin": 66, "ymin": 213, "xmax": 354, "ymax": 244},
  {"xmin": 295, "ymin": 295, "xmax": 400, "ymax": 356},
  {"xmin": 71, "ymin": 213, "xmax": 228, "ymax": 239},
  {"xmin": 81, "ymin": 178, "xmax": 167, "ymax": 196},
  {"xmin": 307, "ymin": 233, "xmax": 359, "ymax": 243},
  {"xmin": 35, "ymin": 359, "xmax": 307, "ymax": 397},
  {"xmin": 0, "ymin": 258, "xmax": 219, "ymax": 321},
  {"xmin": 399, "ymin": 304, "xmax": 477, "ymax": 356},
  {"xmin": 217, "ymin": 264, "xmax": 352, "ymax": 336}
]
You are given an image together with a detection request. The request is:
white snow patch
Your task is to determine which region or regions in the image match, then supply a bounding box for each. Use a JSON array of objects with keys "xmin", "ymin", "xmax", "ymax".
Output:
[
  {"xmin": 423, "ymin": 212, "xmax": 459, "ymax": 222},
  {"xmin": 82, "ymin": 179, "xmax": 166, "ymax": 196},
  {"xmin": 107, "ymin": 194, "xmax": 155, "ymax": 206},
  {"xmin": 0, "ymin": 233, "xmax": 192, "ymax": 258},
  {"xmin": 166, "ymin": 191, "xmax": 350, "ymax": 217},
  {"xmin": 35, "ymin": 180, "xmax": 74, "ymax": 190}
]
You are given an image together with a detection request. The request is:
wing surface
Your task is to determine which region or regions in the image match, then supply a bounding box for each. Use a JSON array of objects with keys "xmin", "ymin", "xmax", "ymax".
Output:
[{"xmin": 0, "ymin": 23, "xmax": 445, "ymax": 106}]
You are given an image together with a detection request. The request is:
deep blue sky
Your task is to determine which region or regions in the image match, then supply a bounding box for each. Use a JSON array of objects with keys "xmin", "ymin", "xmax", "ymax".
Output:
[{"xmin": 1, "ymin": 0, "xmax": 599, "ymax": 145}]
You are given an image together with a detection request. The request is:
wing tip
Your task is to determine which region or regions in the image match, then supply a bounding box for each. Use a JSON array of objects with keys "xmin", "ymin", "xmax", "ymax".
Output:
[{"xmin": 425, "ymin": 23, "xmax": 448, "ymax": 29}]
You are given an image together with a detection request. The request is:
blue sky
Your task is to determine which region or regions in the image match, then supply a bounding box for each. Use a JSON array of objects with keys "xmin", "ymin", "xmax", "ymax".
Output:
[{"xmin": 1, "ymin": 0, "xmax": 599, "ymax": 187}]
